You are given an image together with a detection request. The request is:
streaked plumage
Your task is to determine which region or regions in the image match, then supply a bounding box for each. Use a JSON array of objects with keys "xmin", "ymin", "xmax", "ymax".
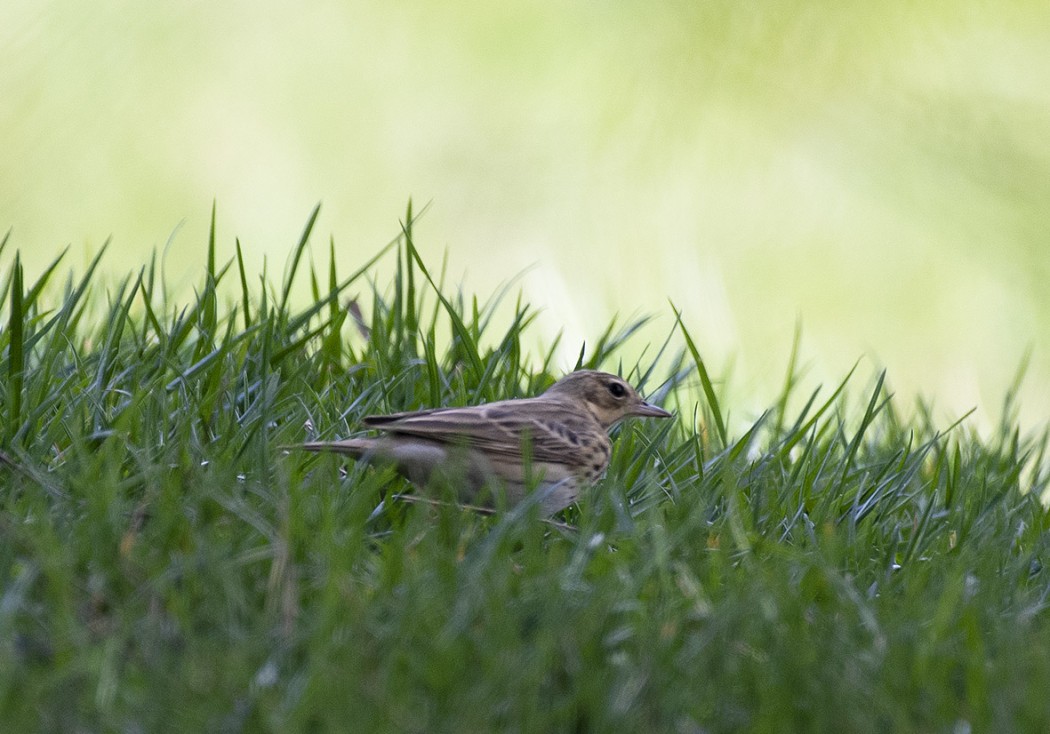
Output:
[{"xmin": 294, "ymin": 370, "xmax": 671, "ymax": 515}]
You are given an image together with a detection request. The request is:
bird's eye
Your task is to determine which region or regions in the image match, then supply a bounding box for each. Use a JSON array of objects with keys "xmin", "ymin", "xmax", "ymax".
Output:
[{"xmin": 607, "ymin": 382, "xmax": 627, "ymax": 399}]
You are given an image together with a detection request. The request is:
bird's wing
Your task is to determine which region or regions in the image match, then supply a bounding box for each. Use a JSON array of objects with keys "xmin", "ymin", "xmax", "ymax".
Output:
[{"xmin": 362, "ymin": 399, "xmax": 600, "ymax": 466}]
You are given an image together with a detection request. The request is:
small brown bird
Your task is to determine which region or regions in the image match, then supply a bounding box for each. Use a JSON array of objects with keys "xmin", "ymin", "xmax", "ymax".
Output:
[{"xmin": 294, "ymin": 370, "xmax": 671, "ymax": 515}]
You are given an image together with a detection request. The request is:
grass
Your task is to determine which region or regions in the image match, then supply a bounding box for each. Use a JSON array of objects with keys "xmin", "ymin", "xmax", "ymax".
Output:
[{"xmin": 1, "ymin": 205, "xmax": 1049, "ymax": 733}]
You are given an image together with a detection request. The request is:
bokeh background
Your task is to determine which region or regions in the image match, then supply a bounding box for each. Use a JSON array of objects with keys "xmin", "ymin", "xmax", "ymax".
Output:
[{"xmin": 3, "ymin": 1, "xmax": 1049, "ymax": 431}]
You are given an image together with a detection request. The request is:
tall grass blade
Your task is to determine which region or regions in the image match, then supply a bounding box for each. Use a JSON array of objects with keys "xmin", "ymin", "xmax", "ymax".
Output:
[
  {"xmin": 280, "ymin": 203, "xmax": 322, "ymax": 314},
  {"xmin": 672, "ymin": 303, "xmax": 727, "ymax": 447},
  {"xmin": 403, "ymin": 219, "xmax": 483, "ymax": 381},
  {"xmin": 7, "ymin": 254, "xmax": 24, "ymax": 442}
]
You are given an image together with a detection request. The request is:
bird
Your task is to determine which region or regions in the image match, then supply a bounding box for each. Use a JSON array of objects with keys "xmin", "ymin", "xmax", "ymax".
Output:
[{"xmin": 292, "ymin": 370, "xmax": 672, "ymax": 515}]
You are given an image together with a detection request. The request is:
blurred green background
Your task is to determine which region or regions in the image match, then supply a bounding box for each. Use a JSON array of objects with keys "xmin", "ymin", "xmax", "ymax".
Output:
[{"xmin": 3, "ymin": 0, "xmax": 1048, "ymax": 430}]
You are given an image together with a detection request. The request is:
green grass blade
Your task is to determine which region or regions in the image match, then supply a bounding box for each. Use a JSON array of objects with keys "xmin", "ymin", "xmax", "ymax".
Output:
[
  {"xmin": 7, "ymin": 254, "xmax": 24, "ymax": 442},
  {"xmin": 671, "ymin": 303, "xmax": 727, "ymax": 447},
  {"xmin": 280, "ymin": 203, "xmax": 322, "ymax": 314},
  {"xmin": 402, "ymin": 219, "xmax": 483, "ymax": 382},
  {"xmin": 236, "ymin": 238, "xmax": 252, "ymax": 330}
]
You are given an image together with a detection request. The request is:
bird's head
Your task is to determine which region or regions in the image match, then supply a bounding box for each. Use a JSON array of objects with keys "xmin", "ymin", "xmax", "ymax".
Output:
[{"xmin": 544, "ymin": 370, "xmax": 672, "ymax": 428}]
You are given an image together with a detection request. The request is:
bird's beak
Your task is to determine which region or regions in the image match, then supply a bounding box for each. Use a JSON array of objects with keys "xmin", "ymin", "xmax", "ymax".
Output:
[{"xmin": 631, "ymin": 401, "xmax": 672, "ymax": 418}]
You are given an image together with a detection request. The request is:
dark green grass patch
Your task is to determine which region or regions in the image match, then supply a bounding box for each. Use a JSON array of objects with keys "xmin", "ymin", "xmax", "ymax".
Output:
[{"xmin": 1, "ymin": 209, "xmax": 1048, "ymax": 733}]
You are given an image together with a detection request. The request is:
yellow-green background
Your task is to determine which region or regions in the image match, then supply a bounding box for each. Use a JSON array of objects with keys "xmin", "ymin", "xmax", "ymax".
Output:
[{"xmin": 3, "ymin": 1, "xmax": 1048, "ymax": 430}]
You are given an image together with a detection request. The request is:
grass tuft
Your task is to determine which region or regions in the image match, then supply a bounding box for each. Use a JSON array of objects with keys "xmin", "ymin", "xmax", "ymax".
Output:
[{"xmin": 0, "ymin": 206, "xmax": 1048, "ymax": 732}]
